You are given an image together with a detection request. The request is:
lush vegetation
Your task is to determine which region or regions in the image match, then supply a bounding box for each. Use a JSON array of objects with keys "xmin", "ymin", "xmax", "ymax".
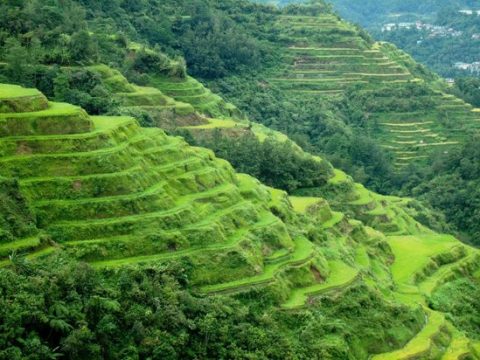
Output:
[
  {"xmin": 1, "ymin": 256, "xmax": 430, "ymax": 359},
  {"xmin": 2, "ymin": 0, "xmax": 474, "ymax": 241},
  {"xmin": 209, "ymin": 77, "xmax": 396, "ymax": 192},
  {"xmin": 325, "ymin": 1, "xmax": 480, "ymax": 78},
  {"xmin": 203, "ymin": 2, "xmax": 480, "ymax": 244},
  {"xmin": 0, "ymin": 178, "xmax": 36, "ymax": 242},
  {"xmin": 0, "ymin": 83, "xmax": 439, "ymax": 359},
  {"xmin": 404, "ymin": 135, "xmax": 480, "ymax": 244},
  {"xmin": 0, "ymin": 0, "xmax": 479, "ymax": 358},
  {"xmin": 326, "ymin": 0, "xmax": 477, "ymax": 29},
  {"xmin": 430, "ymin": 278, "xmax": 480, "ymax": 340},
  {"xmin": 451, "ymin": 78, "xmax": 480, "ymax": 107},
  {"xmin": 184, "ymin": 130, "xmax": 332, "ymax": 192}
]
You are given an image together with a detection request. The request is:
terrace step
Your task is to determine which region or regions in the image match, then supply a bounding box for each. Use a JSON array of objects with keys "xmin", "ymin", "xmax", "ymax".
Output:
[
  {"xmin": 281, "ymin": 260, "xmax": 359, "ymax": 310},
  {"xmin": 322, "ymin": 211, "xmax": 345, "ymax": 230},
  {"xmin": 90, "ymin": 211, "xmax": 284, "ymax": 267},
  {"xmin": 418, "ymin": 252, "xmax": 480, "ymax": 296},
  {"xmin": 200, "ymin": 237, "xmax": 315, "ymax": 294},
  {"xmin": 19, "ymin": 153, "xmax": 214, "ymax": 202},
  {"xmin": 371, "ymin": 310, "xmax": 448, "ymax": 360},
  {"xmin": 0, "ymin": 102, "xmax": 92, "ymax": 136},
  {"xmin": 0, "ymin": 84, "xmax": 49, "ymax": 113},
  {"xmin": 0, "ymin": 236, "xmax": 42, "ymax": 258},
  {"xmin": 0, "ymin": 131, "xmax": 160, "ymax": 178},
  {"xmin": 48, "ymin": 192, "xmax": 258, "ymax": 243},
  {"xmin": 0, "ymin": 116, "xmax": 137, "ymax": 156},
  {"xmin": 441, "ymin": 325, "xmax": 474, "ymax": 360}
]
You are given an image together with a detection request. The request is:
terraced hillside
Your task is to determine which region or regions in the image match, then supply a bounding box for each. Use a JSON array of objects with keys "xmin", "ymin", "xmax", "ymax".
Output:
[
  {"xmin": 268, "ymin": 15, "xmax": 415, "ymax": 96},
  {"xmin": 374, "ymin": 233, "xmax": 480, "ymax": 359},
  {"xmin": 92, "ymin": 64, "xmax": 424, "ymax": 237},
  {"xmin": 287, "ymin": 196, "xmax": 480, "ymax": 359},
  {"xmin": 0, "ymin": 84, "xmax": 295, "ymax": 286},
  {"xmin": 87, "ymin": 63, "xmax": 242, "ymax": 129},
  {"xmin": 176, "ymin": 115, "xmax": 435, "ymax": 236},
  {"xmin": 149, "ymin": 75, "xmax": 242, "ymax": 119},
  {"xmin": 349, "ymin": 72, "xmax": 480, "ymax": 169},
  {"xmin": 83, "ymin": 47, "xmax": 436, "ymax": 240},
  {"xmin": 1, "ymin": 83, "xmax": 479, "ymax": 358},
  {"xmin": 0, "ymin": 83, "xmax": 390, "ymax": 304},
  {"xmin": 88, "ymin": 65, "xmax": 203, "ymax": 127},
  {"xmin": 285, "ymin": 193, "xmax": 480, "ymax": 358},
  {"xmin": 262, "ymin": 10, "xmax": 480, "ymax": 168}
]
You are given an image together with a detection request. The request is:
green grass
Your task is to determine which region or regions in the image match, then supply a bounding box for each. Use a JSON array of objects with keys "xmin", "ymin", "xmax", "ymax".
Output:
[
  {"xmin": 288, "ymin": 196, "xmax": 322, "ymax": 214},
  {"xmin": 473, "ymin": 342, "xmax": 480, "ymax": 358},
  {"xmin": 418, "ymin": 251, "xmax": 478, "ymax": 296},
  {"xmin": 321, "ymin": 211, "xmax": 344, "ymax": 229},
  {"xmin": 367, "ymin": 204, "xmax": 388, "ymax": 216},
  {"xmin": 0, "ymin": 101, "xmax": 81, "ymax": 118},
  {"xmin": 91, "ymin": 223, "xmax": 252, "ymax": 267},
  {"xmin": 329, "ymin": 169, "xmax": 349, "ymax": 185},
  {"xmin": 0, "ymin": 115, "xmax": 133, "ymax": 142},
  {"xmin": 282, "ymin": 260, "xmax": 359, "ymax": 309},
  {"xmin": 266, "ymin": 248, "xmax": 291, "ymax": 263},
  {"xmin": 182, "ymin": 118, "xmax": 241, "ymax": 130},
  {"xmin": 251, "ymin": 123, "xmax": 290, "ymax": 143},
  {"xmin": 349, "ymin": 184, "xmax": 374, "ymax": 206},
  {"xmin": 92, "ymin": 115, "xmax": 136, "ymax": 131},
  {"xmin": 200, "ymin": 237, "xmax": 314, "ymax": 294},
  {"xmin": 441, "ymin": 325, "xmax": 471, "ymax": 360},
  {"xmin": 388, "ymin": 234, "xmax": 459, "ymax": 284},
  {"xmin": 0, "ymin": 84, "xmax": 41, "ymax": 98},
  {"xmin": 148, "ymin": 75, "xmax": 237, "ymax": 118},
  {"xmin": 475, "ymin": 268, "xmax": 480, "ymax": 279},
  {"xmin": 24, "ymin": 246, "xmax": 57, "ymax": 261},
  {"xmin": 0, "ymin": 237, "xmax": 40, "ymax": 256},
  {"xmin": 372, "ymin": 310, "xmax": 446, "ymax": 360},
  {"xmin": 355, "ymin": 246, "xmax": 370, "ymax": 268}
]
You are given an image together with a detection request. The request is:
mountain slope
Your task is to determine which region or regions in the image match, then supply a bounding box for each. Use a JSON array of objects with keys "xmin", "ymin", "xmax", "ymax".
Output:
[
  {"xmin": 246, "ymin": 6, "xmax": 480, "ymax": 170},
  {"xmin": 1, "ymin": 81, "xmax": 479, "ymax": 358},
  {"xmin": 0, "ymin": 0, "xmax": 479, "ymax": 357}
]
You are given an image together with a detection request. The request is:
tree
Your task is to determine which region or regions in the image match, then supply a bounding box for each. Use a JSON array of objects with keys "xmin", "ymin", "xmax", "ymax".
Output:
[
  {"xmin": 69, "ymin": 30, "xmax": 97, "ymax": 64},
  {"xmin": 4, "ymin": 37, "xmax": 28, "ymax": 83},
  {"xmin": 53, "ymin": 72, "xmax": 70, "ymax": 101}
]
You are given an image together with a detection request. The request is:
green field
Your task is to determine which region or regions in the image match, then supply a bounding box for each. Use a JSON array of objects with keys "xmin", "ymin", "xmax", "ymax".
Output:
[
  {"xmin": 200, "ymin": 236, "xmax": 314, "ymax": 294},
  {"xmin": 289, "ymin": 196, "xmax": 323, "ymax": 213},
  {"xmin": 372, "ymin": 310, "xmax": 446, "ymax": 360},
  {"xmin": 282, "ymin": 260, "xmax": 359, "ymax": 309},
  {"xmin": 388, "ymin": 234, "xmax": 459, "ymax": 284},
  {"xmin": 0, "ymin": 0, "xmax": 480, "ymax": 357}
]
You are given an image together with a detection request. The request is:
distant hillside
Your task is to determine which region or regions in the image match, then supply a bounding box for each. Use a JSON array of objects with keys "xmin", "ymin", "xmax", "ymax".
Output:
[
  {"xmin": 320, "ymin": 0, "xmax": 480, "ymax": 78},
  {"xmin": 326, "ymin": 0, "xmax": 478, "ymax": 29},
  {"xmin": 255, "ymin": 1, "xmax": 480, "ymax": 77}
]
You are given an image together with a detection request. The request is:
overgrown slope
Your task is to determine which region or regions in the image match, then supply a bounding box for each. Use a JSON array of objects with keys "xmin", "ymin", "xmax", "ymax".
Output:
[
  {"xmin": 0, "ymin": 0, "xmax": 479, "ymax": 358},
  {"xmin": 0, "ymin": 82, "xmax": 479, "ymax": 358}
]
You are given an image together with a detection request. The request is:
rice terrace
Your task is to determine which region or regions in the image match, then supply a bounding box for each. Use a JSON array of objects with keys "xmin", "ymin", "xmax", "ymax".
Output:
[{"xmin": 0, "ymin": 0, "xmax": 478, "ymax": 358}]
